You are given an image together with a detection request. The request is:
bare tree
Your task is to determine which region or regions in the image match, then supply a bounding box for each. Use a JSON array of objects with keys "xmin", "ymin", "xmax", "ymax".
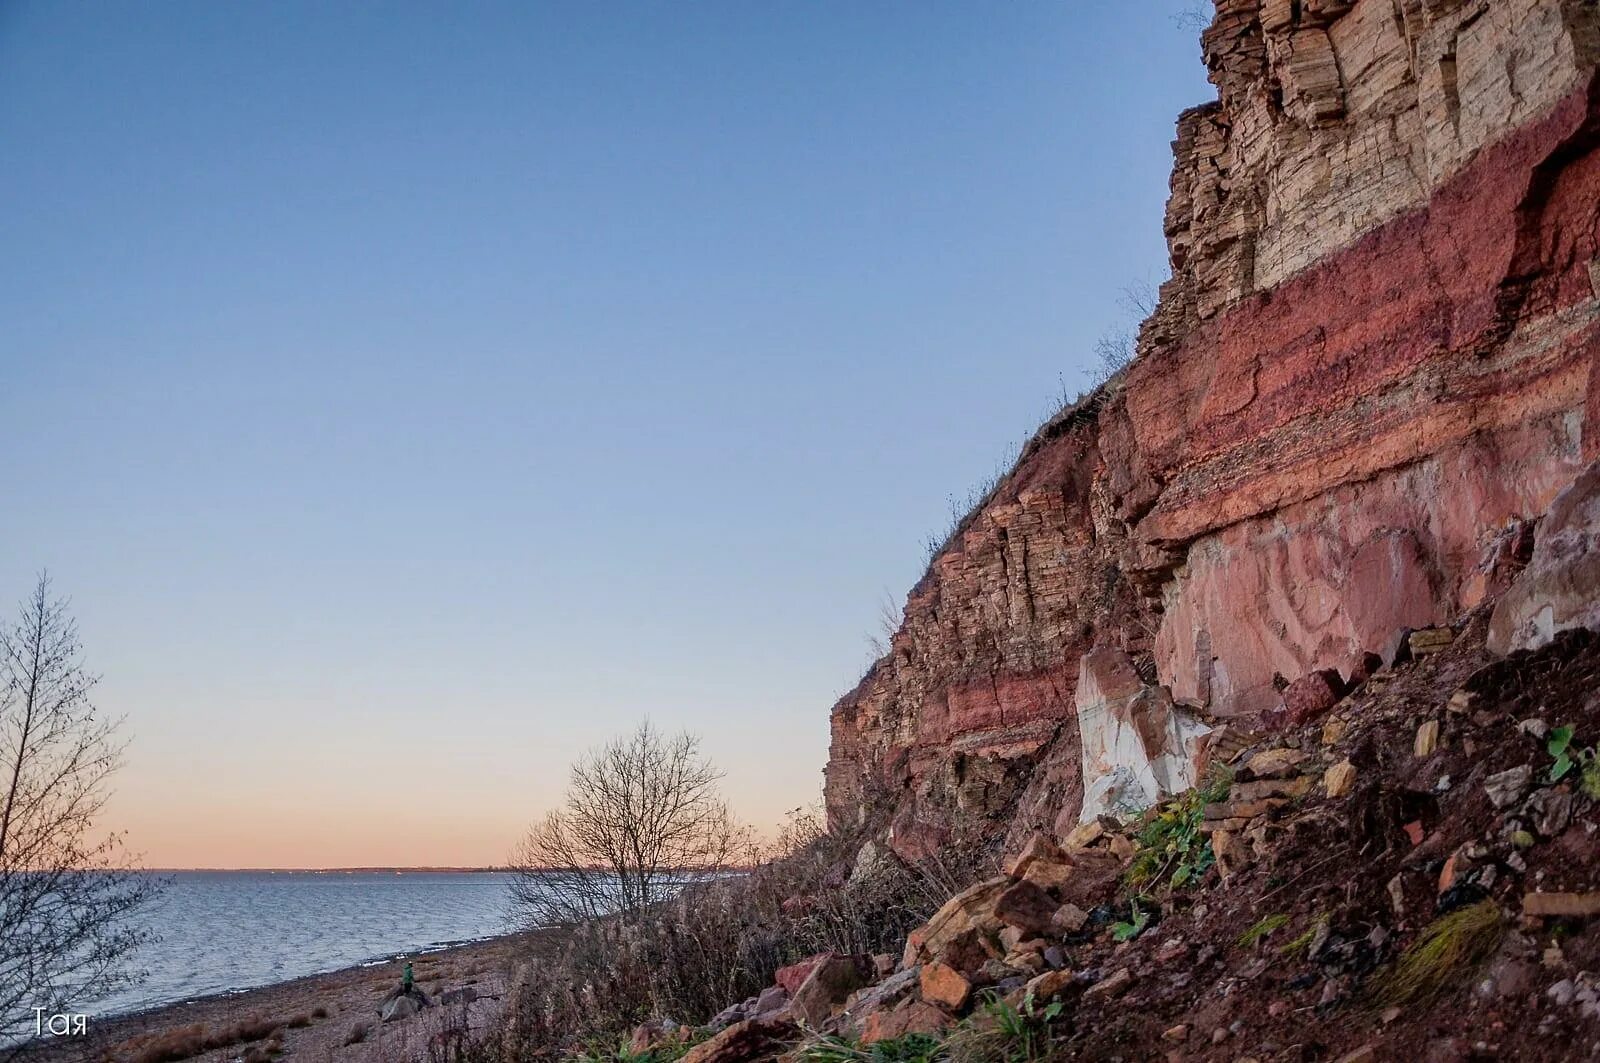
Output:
[
  {"xmin": 509, "ymin": 722, "xmax": 748, "ymax": 928},
  {"xmin": 1087, "ymin": 279, "xmax": 1160, "ymax": 386},
  {"xmin": 1173, "ymin": 2, "xmax": 1211, "ymax": 32},
  {"xmin": 0, "ymin": 574, "xmax": 158, "ymax": 1045}
]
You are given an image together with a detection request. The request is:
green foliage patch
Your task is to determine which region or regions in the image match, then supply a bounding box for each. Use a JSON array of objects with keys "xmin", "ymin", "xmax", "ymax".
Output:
[{"xmin": 1125, "ymin": 769, "xmax": 1233, "ymax": 893}]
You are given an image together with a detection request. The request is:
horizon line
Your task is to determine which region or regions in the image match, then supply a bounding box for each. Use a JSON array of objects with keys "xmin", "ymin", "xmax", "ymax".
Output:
[{"xmin": 145, "ymin": 865, "xmax": 514, "ymax": 873}]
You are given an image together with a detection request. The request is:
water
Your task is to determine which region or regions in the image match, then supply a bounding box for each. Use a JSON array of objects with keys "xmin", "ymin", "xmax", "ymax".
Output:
[{"xmin": 85, "ymin": 871, "xmax": 518, "ymax": 1017}]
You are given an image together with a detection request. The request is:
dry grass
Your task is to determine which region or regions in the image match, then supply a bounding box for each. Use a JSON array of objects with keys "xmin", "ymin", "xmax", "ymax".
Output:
[
  {"xmin": 1370, "ymin": 900, "xmax": 1504, "ymax": 1007},
  {"xmin": 240, "ymin": 1036, "xmax": 284, "ymax": 1063},
  {"xmin": 120, "ymin": 1015, "xmax": 285, "ymax": 1063}
]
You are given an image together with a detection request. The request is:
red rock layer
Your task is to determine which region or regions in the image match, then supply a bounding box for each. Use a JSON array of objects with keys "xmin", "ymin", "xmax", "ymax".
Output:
[{"xmin": 826, "ymin": 1, "xmax": 1600, "ymax": 855}]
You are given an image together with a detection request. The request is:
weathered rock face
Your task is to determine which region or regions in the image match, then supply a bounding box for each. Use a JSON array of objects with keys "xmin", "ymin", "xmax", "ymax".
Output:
[
  {"xmin": 827, "ymin": 0, "xmax": 1600, "ymax": 850},
  {"xmin": 1490, "ymin": 460, "xmax": 1600, "ymax": 654},
  {"xmin": 1075, "ymin": 646, "xmax": 1212, "ymax": 823}
]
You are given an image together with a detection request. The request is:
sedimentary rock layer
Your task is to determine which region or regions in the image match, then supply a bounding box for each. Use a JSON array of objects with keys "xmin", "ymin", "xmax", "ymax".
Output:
[{"xmin": 825, "ymin": 0, "xmax": 1600, "ymax": 856}]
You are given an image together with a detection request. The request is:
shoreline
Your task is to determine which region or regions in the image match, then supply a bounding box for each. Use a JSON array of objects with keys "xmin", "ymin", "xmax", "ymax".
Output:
[{"xmin": 39, "ymin": 929, "xmax": 562, "ymax": 1062}]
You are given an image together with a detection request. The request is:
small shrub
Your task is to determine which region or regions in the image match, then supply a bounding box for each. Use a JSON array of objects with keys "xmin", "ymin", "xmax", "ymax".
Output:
[
  {"xmin": 948, "ymin": 992, "xmax": 1062, "ymax": 1063},
  {"xmin": 1547, "ymin": 724, "xmax": 1600, "ymax": 797},
  {"xmin": 122, "ymin": 1015, "xmax": 286, "ymax": 1063},
  {"xmin": 1110, "ymin": 898, "xmax": 1150, "ymax": 942},
  {"xmin": 310, "ymin": 1005, "xmax": 329, "ymax": 1019},
  {"xmin": 1126, "ymin": 768, "xmax": 1233, "ymax": 892},
  {"xmin": 1369, "ymin": 900, "xmax": 1504, "ymax": 1006},
  {"xmin": 570, "ymin": 1037, "xmax": 693, "ymax": 1063}
]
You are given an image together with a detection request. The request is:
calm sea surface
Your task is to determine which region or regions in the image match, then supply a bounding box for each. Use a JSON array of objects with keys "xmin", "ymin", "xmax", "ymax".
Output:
[{"xmin": 85, "ymin": 871, "xmax": 518, "ymax": 1017}]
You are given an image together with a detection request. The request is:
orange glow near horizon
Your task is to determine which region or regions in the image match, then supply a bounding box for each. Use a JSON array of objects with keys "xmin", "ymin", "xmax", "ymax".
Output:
[{"xmin": 107, "ymin": 710, "xmax": 824, "ymax": 870}]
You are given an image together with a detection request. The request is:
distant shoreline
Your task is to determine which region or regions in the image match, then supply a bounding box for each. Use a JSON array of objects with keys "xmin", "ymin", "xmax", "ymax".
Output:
[
  {"xmin": 142, "ymin": 866, "xmax": 515, "ymax": 874},
  {"xmin": 35, "ymin": 928, "xmax": 563, "ymax": 1061}
]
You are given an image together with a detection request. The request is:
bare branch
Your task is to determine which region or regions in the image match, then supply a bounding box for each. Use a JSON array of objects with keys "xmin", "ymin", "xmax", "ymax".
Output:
[
  {"xmin": 509, "ymin": 722, "xmax": 750, "ymax": 930},
  {"xmin": 0, "ymin": 574, "xmax": 159, "ymax": 1041}
]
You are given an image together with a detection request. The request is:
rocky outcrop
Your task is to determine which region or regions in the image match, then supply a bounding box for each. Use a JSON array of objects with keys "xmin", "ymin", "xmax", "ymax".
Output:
[
  {"xmin": 827, "ymin": 0, "xmax": 1600, "ymax": 849},
  {"xmin": 1074, "ymin": 646, "xmax": 1212, "ymax": 822},
  {"xmin": 1490, "ymin": 460, "xmax": 1600, "ymax": 653}
]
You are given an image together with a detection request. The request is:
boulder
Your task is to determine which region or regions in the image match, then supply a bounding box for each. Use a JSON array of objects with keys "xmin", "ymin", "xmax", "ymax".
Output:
[
  {"xmin": 681, "ymin": 1017, "xmax": 798, "ymax": 1063},
  {"xmin": 379, "ymin": 990, "xmax": 430, "ymax": 1023},
  {"xmin": 1004, "ymin": 833, "xmax": 1067, "ymax": 878},
  {"xmin": 1211, "ymin": 829, "xmax": 1252, "ymax": 878},
  {"xmin": 842, "ymin": 965, "xmax": 921, "ymax": 1031},
  {"xmin": 1323, "ymin": 760, "xmax": 1357, "ymax": 798},
  {"xmin": 1020, "ymin": 857, "xmax": 1075, "ymax": 892},
  {"xmin": 1081, "ymin": 967, "xmax": 1134, "ymax": 1001},
  {"xmin": 861, "ymin": 1000, "xmax": 953, "ymax": 1044},
  {"xmin": 751, "ymin": 985, "xmax": 789, "ymax": 1019},
  {"xmin": 1062, "ymin": 820, "xmax": 1105, "ymax": 850},
  {"xmin": 1281, "ymin": 669, "xmax": 1344, "ymax": 724},
  {"xmin": 1485, "ymin": 765, "xmax": 1533, "ymax": 809},
  {"xmin": 1408, "ymin": 627, "xmax": 1455, "ymax": 656},
  {"xmin": 848, "ymin": 840, "xmax": 899, "ymax": 888},
  {"xmin": 919, "ymin": 960, "xmax": 974, "ymax": 1012},
  {"xmin": 903, "ymin": 877, "xmax": 1008, "ymax": 967},
  {"xmin": 1076, "ymin": 646, "xmax": 1212, "ymax": 821},
  {"xmin": 1414, "ymin": 719, "xmax": 1441, "ymax": 758},
  {"xmin": 992, "ymin": 881, "xmax": 1058, "ymax": 936},
  {"xmin": 1020, "ymin": 968, "xmax": 1077, "ymax": 1002},
  {"xmin": 791, "ymin": 953, "xmax": 872, "ymax": 1026},
  {"xmin": 1490, "ymin": 461, "xmax": 1600, "ymax": 654},
  {"xmin": 929, "ymin": 926, "xmax": 993, "ymax": 973},
  {"xmin": 1241, "ymin": 748, "xmax": 1308, "ymax": 779},
  {"xmin": 1050, "ymin": 903, "xmax": 1089, "ymax": 935},
  {"xmin": 1523, "ymin": 892, "xmax": 1600, "ymax": 918},
  {"xmin": 775, "ymin": 953, "xmax": 828, "ymax": 995}
]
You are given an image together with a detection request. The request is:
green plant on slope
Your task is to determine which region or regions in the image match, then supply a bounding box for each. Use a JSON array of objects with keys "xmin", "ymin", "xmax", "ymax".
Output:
[
  {"xmin": 1110, "ymin": 897, "xmax": 1151, "ymax": 942},
  {"xmin": 1238, "ymin": 913, "xmax": 1289, "ymax": 949},
  {"xmin": 1278, "ymin": 915, "xmax": 1326, "ymax": 956},
  {"xmin": 947, "ymin": 991, "xmax": 1063, "ymax": 1063},
  {"xmin": 1546, "ymin": 725, "xmax": 1600, "ymax": 798},
  {"xmin": 1125, "ymin": 768, "xmax": 1234, "ymax": 892},
  {"xmin": 568, "ymin": 1034, "xmax": 695, "ymax": 1063},
  {"xmin": 801, "ymin": 1033, "xmax": 946, "ymax": 1063},
  {"xmin": 1369, "ymin": 900, "xmax": 1504, "ymax": 1007}
]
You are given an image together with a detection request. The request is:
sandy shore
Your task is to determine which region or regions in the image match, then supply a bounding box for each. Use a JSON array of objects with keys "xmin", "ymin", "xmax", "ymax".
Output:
[{"xmin": 38, "ymin": 930, "xmax": 562, "ymax": 1063}]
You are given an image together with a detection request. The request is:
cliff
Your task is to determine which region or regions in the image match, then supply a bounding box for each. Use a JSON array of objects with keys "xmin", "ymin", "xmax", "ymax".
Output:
[{"xmin": 825, "ymin": 0, "xmax": 1600, "ymax": 858}]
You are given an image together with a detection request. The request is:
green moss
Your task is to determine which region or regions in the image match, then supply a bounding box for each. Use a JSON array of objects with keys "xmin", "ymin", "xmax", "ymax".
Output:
[
  {"xmin": 1238, "ymin": 913, "xmax": 1290, "ymax": 949},
  {"xmin": 1369, "ymin": 900, "xmax": 1504, "ymax": 1007},
  {"xmin": 1277, "ymin": 916, "xmax": 1326, "ymax": 956}
]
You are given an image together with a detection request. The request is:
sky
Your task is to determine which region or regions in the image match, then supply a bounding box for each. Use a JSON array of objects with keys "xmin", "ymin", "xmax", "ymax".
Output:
[{"xmin": 0, "ymin": 2, "xmax": 1214, "ymax": 869}]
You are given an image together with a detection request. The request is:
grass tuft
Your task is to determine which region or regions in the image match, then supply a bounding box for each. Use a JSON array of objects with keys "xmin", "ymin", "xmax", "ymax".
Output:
[
  {"xmin": 1238, "ymin": 913, "xmax": 1290, "ymax": 949},
  {"xmin": 1369, "ymin": 900, "xmax": 1504, "ymax": 1007},
  {"xmin": 800, "ymin": 1033, "xmax": 947, "ymax": 1063},
  {"xmin": 1277, "ymin": 916, "xmax": 1326, "ymax": 956}
]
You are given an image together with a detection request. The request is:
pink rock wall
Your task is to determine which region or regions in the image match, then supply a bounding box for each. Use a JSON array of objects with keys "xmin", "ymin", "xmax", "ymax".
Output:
[{"xmin": 825, "ymin": 0, "xmax": 1600, "ymax": 851}]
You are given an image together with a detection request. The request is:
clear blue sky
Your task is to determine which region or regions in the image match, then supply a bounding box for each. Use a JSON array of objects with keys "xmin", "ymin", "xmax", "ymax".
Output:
[{"xmin": 0, "ymin": 2, "xmax": 1212, "ymax": 867}]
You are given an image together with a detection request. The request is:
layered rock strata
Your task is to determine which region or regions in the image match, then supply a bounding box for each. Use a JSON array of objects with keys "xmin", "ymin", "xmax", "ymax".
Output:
[{"xmin": 826, "ymin": 0, "xmax": 1600, "ymax": 856}]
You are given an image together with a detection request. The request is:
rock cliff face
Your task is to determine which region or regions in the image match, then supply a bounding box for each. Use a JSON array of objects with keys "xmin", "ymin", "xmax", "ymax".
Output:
[{"xmin": 825, "ymin": 0, "xmax": 1600, "ymax": 857}]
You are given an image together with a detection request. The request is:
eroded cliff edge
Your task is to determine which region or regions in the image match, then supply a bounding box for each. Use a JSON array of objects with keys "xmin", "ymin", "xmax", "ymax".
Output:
[{"xmin": 825, "ymin": 0, "xmax": 1600, "ymax": 857}]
